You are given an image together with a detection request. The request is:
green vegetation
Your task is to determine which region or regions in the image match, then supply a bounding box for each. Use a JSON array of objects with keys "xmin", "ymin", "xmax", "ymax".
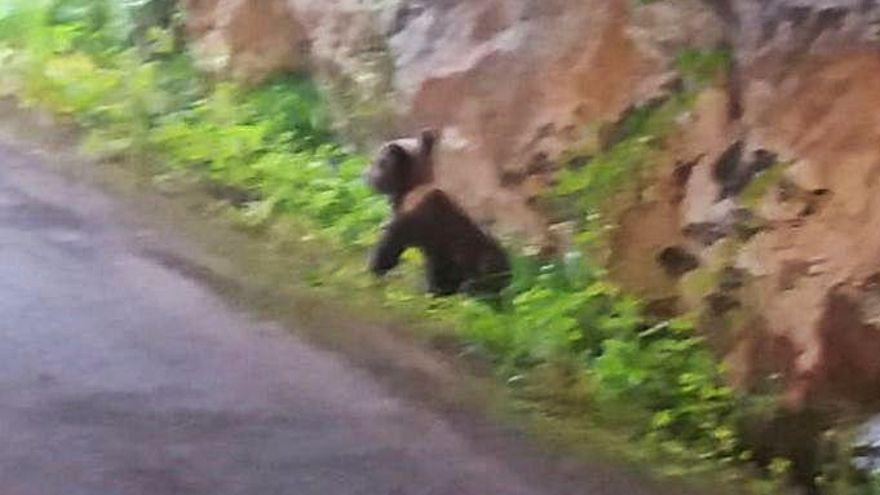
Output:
[
  {"xmin": 551, "ymin": 92, "xmax": 694, "ymax": 246},
  {"xmin": 675, "ymin": 47, "xmax": 733, "ymax": 90},
  {"xmin": 739, "ymin": 161, "xmax": 789, "ymax": 209},
  {"xmin": 0, "ymin": 1, "xmax": 803, "ymax": 488},
  {"xmin": 550, "ymin": 46, "xmax": 731, "ymax": 248}
]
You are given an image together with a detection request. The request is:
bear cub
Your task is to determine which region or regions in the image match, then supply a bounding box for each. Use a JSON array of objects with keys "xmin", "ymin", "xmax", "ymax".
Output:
[{"xmin": 365, "ymin": 129, "xmax": 511, "ymax": 297}]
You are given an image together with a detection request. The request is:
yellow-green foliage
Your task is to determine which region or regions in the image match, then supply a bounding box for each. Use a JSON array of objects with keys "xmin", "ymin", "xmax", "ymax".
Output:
[
  {"xmin": 739, "ymin": 161, "xmax": 789, "ymax": 209},
  {"xmin": 551, "ymin": 47, "xmax": 732, "ymax": 245}
]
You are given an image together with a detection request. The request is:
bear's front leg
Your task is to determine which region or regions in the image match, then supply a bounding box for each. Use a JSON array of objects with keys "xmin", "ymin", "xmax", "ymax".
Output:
[{"xmin": 369, "ymin": 219, "xmax": 409, "ymax": 276}]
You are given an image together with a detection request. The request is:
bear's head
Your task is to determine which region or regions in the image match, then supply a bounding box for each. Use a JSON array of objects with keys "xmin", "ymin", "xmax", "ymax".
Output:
[{"xmin": 366, "ymin": 129, "xmax": 438, "ymax": 199}]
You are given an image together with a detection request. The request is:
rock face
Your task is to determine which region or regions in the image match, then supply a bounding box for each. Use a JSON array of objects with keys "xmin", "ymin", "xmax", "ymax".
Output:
[
  {"xmin": 183, "ymin": 0, "xmax": 309, "ymax": 81},
  {"xmin": 670, "ymin": 1, "xmax": 880, "ymax": 411},
  {"xmin": 720, "ymin": 2, "xmax": 880, "ymax": 410},
  {"xmin": 181, "ymin": 0, "xmax": 880, "ymax": 411},
  {"xmin": 182, "ymin": 0, "xmax": 722, "ymax": 244}
]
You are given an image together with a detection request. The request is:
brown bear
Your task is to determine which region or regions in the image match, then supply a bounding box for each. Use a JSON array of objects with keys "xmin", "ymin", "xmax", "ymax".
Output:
[{"xmin": 364, "ymin": 129, "xmax": 511, "ymax": 297}]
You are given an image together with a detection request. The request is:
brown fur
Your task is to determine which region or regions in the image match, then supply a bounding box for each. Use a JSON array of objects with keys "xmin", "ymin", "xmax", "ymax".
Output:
[{"xmin": 365, "ymin": 130, "xmax": 511, "ymax": 297}]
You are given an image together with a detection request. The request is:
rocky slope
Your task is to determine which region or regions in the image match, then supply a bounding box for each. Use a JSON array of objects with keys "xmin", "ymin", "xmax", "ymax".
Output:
[{"xmin": 181, "ymin": 0, "xmax": 880, "ymax": 413}]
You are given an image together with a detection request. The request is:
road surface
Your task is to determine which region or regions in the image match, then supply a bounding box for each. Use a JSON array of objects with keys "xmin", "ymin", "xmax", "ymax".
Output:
[{"xmin": 0, "ymin": 135, "xmax": 682, "ymax": 495}]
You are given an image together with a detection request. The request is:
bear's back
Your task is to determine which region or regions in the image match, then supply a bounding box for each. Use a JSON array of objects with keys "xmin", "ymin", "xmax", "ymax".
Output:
[{"xmin": 399, "ymin": 187, "xmax": 506, "ymax": 276}]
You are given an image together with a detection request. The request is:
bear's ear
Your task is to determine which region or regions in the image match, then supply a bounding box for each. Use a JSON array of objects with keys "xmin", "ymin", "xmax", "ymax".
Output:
[{"xmin": 419, "ymin": 128, "xmax": 439, "ymax": 157}]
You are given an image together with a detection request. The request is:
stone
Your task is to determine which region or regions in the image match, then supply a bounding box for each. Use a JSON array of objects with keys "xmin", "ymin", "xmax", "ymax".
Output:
[{"xmin": 183, "ymin": 0, "xmax": 309, "ymax": 82}]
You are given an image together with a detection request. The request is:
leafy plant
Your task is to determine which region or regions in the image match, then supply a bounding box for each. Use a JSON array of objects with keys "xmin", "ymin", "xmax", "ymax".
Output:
[
  {"xmin": 675, "ymin": 47, "xmax": 733, "ymax": 89},
  {"xmin": 550, "ymin": 91, "xmax": 693, "ymax": 246}
]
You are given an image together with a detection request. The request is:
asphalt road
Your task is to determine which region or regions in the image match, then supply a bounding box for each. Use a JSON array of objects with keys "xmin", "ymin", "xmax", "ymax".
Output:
[{"xmin": 0, "ymin": 136, "xmax": 683, "ymax": 495}]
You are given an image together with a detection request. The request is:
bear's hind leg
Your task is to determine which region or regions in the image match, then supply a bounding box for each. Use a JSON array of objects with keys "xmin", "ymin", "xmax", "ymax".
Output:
[{"xmin": 426, "ymin": 257, "xmax": 464, "ymax": 296}]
